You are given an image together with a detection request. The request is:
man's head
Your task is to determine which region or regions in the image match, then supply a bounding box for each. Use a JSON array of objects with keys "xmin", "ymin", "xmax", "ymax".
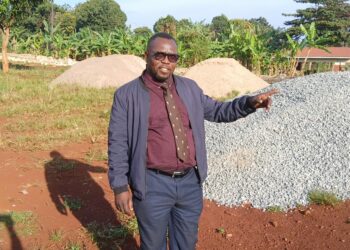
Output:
[{"xmin": 145, "ymin": 32, "xmax": 178, "ymax": 82}]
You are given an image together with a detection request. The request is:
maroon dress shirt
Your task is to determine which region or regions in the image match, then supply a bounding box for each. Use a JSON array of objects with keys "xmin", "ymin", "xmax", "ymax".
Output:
[{"xmin": 142, "ymin": 71, "xmax": 197, "ymax": 172}]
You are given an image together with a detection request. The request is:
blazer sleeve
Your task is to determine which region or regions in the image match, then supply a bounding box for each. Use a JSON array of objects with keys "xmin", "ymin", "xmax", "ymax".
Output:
[
  {"xmin": 201, "ymin": 93, "xmax": 256, "ymax": 123},
  {"xmin": 108, "ymin": 89, "xmax": 130, "ymax": 194}
]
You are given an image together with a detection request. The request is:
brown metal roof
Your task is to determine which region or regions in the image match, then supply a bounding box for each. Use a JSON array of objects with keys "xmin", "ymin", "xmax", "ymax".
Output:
[{"xmin": 296, "ymin": 47, "xmax": 350, "ymax": 58}]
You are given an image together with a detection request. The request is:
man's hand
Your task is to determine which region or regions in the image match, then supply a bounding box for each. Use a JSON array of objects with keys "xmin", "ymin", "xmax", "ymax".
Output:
[
  {"xmin": 249, "ymin": 89, "xmax": 279, "ymax": 112},
  {"xmin": 115, "ymin": 191, "xmax": 133, "ymax": 216}
]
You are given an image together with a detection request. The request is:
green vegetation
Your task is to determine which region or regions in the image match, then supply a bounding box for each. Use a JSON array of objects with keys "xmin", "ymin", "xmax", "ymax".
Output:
[
  {"xmin": 75, "ymin": 0, "xmax": 126, "ymax": 32},
  {"xmin": 64, "ymin": 241, "xmax": 82, "ymax": 250},
  {"xmin": 0, "ymin": 66, "xmax": 114, "ymax": 150},
  {"xmin": 2, "ymin": 0, "xmax": 348, "ymax": 75},
  {"xmin": 49, "ymin": 229, "xmax": 64, "ymax": 242},
  {"xmin": 86, "ymin": 217, "xmax": 138, "ymax": 248},
  {"xmin": 0, "ymin": 211, "xmax": 38, "ymax": 236},
  {"xmin": 0, "ymin": 0, "xmax": 44, "ymax": 72},
  {"xmin": 216, "ymin": 90, "xmax": 239, "ymax": 102},
  {"xmin": 308, "ymin": 190, "xmax": 340, "ymax": 206},
  {"xmin": 284, "ymin": 0, "xmax": 350, "ymax": 46},
  {"xmin": 63, "ymin": 195, "xmax": 83, "ymax": 211},
  {"xmin": 215, "ymin": 227, "xmax": 225, "ymax": 235},
  {"xmin": 85, "ymin": 147, "xmax": 108, "ymax": 162},
  {"xmin": 266, "ymin": 206, "xmax": 284, "ymax": 212},
  {"xmin": 46, "ymin": 157, "xmax": 76, "ymax": 171}
]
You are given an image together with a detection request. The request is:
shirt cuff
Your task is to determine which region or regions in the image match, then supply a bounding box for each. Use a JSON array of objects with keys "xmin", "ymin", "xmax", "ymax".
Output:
[
  {"xmin": 244, "ymin": 96, "xmax": 257, "ymax": 113},
  {"xmin": 113, "ymin": 185, "xmax": 129, "ymax": 194}
]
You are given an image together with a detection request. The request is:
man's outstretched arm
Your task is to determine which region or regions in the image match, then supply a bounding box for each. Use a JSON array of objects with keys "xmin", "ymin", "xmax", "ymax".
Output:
[{"xmin": 202, "ymin": 88, "xmax": 279, "ymax": 122}]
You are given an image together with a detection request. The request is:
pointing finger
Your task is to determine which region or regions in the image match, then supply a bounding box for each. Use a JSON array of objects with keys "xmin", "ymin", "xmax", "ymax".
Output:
[
  {"xmin": 266, "ymin": 88, "xmax": 279, "ymax": 97},
  {"xmin": 265, "ymin": 97, "xmax": 272, "ymax": 112}
]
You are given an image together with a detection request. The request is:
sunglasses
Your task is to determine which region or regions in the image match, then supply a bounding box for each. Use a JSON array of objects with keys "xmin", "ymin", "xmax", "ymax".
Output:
[{"xmin": 152, "ymin": 52, "xmax": 179, "ymax": 63}]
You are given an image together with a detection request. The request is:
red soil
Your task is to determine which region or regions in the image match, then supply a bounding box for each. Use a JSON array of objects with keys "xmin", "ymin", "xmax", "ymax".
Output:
[{"xmin": 1, "ymin": 142, "xmax": 349, "ymax": 249}]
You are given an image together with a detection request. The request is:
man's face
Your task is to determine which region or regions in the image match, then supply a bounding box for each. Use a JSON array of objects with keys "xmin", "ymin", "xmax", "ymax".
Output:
[{"xmin": 145, "ymin": 38, "xmax": 178, "ymax": 82}]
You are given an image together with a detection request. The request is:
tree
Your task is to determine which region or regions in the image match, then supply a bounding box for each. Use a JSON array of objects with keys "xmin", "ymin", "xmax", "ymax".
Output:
[
  {"xmin": 0, "ymin": 0, "xmax": 43, "ymax": 73},
  {"xmin": 13, "ymin": 0, "xmax": 67, "ymax": 36},
  {"xmin": 284, "ymin": 0, "xmax": 350, "ymax": 46},
  {"xmin": 210, "ymin": 14, "xmax": 231, "ymax": 41},
  {"xmin": 75, "ymin": 0, "xmax": 126, "ymax": 32},
  {"xmin": 249, "ymin": 17, "xmax": 274, "ymax": 35},
  {"xmin": 249, "ymin": 17, "xmax": 286, "ymax": 51},
  {"xmin": 133, "ymin": 26, "xmax": 152, "ymax": 37},
  {"xmin": 177, "ymin": 18, "xmax": 193, "ymax": 30},
  {"xmin": 177, "ymin": 22, "xmax": 211, "ymax": 66},
  {"xmin": 55, "ymin": 11, "xmax": 76, "ymax": 36},
  {"xmin": 153, "ymin": 15, "xmax": 177, "ymax": 37}
]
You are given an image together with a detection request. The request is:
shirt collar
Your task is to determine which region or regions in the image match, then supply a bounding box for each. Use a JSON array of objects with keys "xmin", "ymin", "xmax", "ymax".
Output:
[{"xmin": 142, "ymin": 70, "xmax": 174, "ymax": 89}]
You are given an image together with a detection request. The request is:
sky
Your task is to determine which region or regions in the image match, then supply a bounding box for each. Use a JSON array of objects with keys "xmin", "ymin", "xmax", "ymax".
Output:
[{"xmin": 55, "ymin": 0, "xmax": 306, "ymax": 29}]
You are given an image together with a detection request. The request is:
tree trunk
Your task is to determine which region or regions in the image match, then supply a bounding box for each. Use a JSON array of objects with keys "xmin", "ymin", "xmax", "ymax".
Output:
[
  {"xmin": 1, "ymin": 27, "xmax": 10, "ymax": 73},
  {"xmin": 300, "ymin": 48, "xmax": 311, "ymax": 74}
]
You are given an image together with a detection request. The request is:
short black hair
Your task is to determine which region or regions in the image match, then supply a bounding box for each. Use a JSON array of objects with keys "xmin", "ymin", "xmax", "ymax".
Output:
[{"xmin": 147, "ymin": 32, "xmax": 177, "ymax": 52}]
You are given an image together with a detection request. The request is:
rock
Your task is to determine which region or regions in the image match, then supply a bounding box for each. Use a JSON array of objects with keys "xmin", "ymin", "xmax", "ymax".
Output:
[
  {"xmin": 20, "ymin": 189, "xmax": 29, "ymax": 195},
  {"xmin": 225, "ymin": 233, "xmax": 233, "ymax": 239}
]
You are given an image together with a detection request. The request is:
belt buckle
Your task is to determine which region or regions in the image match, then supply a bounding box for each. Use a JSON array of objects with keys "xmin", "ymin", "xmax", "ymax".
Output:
[{"xmin": 172, "ymin": 171, "xmax": 183, "ymax": 178}]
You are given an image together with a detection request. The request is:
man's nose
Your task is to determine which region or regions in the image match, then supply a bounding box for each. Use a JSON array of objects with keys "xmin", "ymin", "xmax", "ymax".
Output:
[{"xmin": 161, "ymin": 55, "xmax": 171, "ymax": 63}]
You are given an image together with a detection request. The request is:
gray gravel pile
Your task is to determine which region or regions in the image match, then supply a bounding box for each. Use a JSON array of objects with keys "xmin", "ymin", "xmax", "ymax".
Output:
[{"xmin": 203, "ymin": 71, "xmax": 350, "ymax": 209}]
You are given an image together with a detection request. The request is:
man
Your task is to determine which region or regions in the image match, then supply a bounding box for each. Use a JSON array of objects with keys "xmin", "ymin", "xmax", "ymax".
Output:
[{"xmin": 108, "ymin": 32, "xmax": 278, "ymax": 250}]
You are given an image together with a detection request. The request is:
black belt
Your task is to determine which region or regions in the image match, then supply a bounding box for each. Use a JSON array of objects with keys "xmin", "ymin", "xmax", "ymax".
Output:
[{"xmin": 148, "ymin": 167, "xmax": 193, "ymax": 178}]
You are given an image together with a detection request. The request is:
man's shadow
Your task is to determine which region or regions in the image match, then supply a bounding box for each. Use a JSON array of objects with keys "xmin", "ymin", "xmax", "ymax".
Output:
[
  {"xmin": 0, "ymin": 214, "xmax": 23, "ymax": 250},
  {"xmin": 45, "ymin": 151, "xmax": 138, "ymax": 250}
]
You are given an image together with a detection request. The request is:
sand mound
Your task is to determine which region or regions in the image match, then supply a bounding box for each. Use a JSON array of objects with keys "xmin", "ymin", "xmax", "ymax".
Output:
[
  {"xmin": 51, "ymin": 54, "xmax": 146, "ymax": 88},
  {"xmin": 184, "ymin": 58, "xmax": 269, "ymax": 98}
]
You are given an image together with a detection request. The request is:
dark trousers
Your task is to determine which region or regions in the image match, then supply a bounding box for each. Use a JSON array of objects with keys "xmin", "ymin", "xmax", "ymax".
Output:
[{"xmin": 133, "ymin": 167, "xmax": 203, "ymax": 250}]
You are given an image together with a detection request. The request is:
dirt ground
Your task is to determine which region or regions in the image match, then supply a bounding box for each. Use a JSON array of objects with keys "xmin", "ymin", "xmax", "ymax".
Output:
[{"xmin": 1, "ymin": 142, "xmax": 350, "ymax": 250}]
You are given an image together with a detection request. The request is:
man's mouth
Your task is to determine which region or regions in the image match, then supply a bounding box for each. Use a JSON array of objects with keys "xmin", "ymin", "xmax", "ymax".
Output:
[{"xmin": 159, "ymin": 67, "xmax": 170, "ymax": 73}]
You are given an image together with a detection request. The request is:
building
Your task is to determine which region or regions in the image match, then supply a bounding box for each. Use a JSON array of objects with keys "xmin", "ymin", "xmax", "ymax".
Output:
[{"xmin": 296, "ymin": 47, "xmax": 350, "ymax": 72}]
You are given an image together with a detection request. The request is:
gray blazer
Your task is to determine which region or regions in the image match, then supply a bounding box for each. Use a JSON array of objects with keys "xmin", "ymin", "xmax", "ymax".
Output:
[{"xmin": 108, "ymin": 75, "xmax": 255, "ymax": 200}]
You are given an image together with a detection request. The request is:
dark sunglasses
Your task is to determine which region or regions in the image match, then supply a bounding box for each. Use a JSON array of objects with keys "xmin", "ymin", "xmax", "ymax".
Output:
[{"xmin": 152, "ymin": 52, "xmax": 179, "ymax": 63}]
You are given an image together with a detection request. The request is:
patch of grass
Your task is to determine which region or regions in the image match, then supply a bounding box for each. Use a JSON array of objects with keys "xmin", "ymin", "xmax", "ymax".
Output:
[
  {"xmin": 266, "ymin": 205, "xmax": 284, "ymax": 212},
  {"xmin": 99, "ymin": 109, "xmax": 111, "ymax": 119},
  {"xmin": 86, "ymin": 217, "xmax": 138, "ymax": 248},
  {"xmin": 87, "ymin": 222, "xmax": 129, "ymax": 242},
  {"xmin": 64, "ymin": 241, "xmax": 82, "ymax": 250},
  {"xmin": 1, "ymin": 211, "xmax": 38, "ymax": 236},
  {"xmin": 49, "ymin": 229, "xmax": 64, "ymax": 242},
  {"xmin": 215, "ymin": 227, "xmax": 225, "ymax": 235},
  {"xmin": 85, "ymin": 148, "xmax": 108, "ymax": 162},
  {"xmin": 63, "ymin": 196, "xmax": 83, "ymax": 211},
  {"xmin": 0, "ymin": 67, "xmax": 115, "ymax": 150},
  {"xmin": 46, "ymin": 157, "xmax": 76, "ymax": 171},
  {"xmin": 125, "ymin": 216, "xmax": 138, "ymax": 236},
  {"xmin": 308, "ymin": 190, "xmax": 340, "ymax": 206},
  {"xmin": 216, "ymin": 90, "xmax": 240, "ymax": 102}
]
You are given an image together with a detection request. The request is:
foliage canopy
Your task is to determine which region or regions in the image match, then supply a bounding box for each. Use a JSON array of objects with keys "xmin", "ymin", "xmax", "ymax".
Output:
[
  {"xmin": 284, "ymin": 0, "xmax": 350, "ymax": 46},
  {"xmin": 75, "ymin": 0, "xmax": 127, "ymax": 32}
]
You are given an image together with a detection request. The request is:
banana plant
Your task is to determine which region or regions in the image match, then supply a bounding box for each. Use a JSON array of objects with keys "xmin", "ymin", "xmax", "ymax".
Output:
[
  {"xmin": 43, "ymin": 20, "xmax": 61, "ymax": 56},
  {"xmin": 285, "ymin": 33, "xmax": 305, "ymax": 76},
  {"xmin": 299, "ymin": 22, "xmax": 329, "ymax": 72},
  {"xmin": 131, "ymin": 33, "xmax": 149, "ymax": 57},
  {"xmin": 52, "ymin": 33, "xmax": 69, "ymax": 58}
]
